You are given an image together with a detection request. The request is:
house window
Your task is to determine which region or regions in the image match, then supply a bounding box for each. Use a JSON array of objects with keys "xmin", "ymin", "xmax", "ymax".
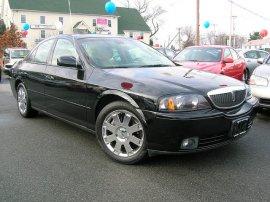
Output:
[
  {"xmin": 41, "ymin": 30, "xmax": 45, "ymax": 38},
  {"xmin": 40, "ymin": 16, "xmax": 45, "ymax": 24},
  {"xmin": 21, "ymin": 15, "xmax": 26, "ymax": 23},
  {"xmin": 93, "ymin": 19, "xmax": 96, "ymax": 26},
  {"xmin": 59, "ymin": 31, "xmax": 63, "ymax": 35},
  {"xmin": 108, "ymin": 20, "xmax": 111, "ymax": 27},
  {"xmin": 59, "ymin": 17, "xmax": 63, "ymax": 24}
]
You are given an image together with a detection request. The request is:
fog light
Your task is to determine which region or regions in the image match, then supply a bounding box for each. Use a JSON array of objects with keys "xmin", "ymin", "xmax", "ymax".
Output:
[{"xmin": 181, "ymin": 137, "xmax": 199, "ymax": 150}]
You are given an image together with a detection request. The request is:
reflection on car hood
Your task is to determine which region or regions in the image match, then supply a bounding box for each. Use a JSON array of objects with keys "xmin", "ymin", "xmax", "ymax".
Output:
[
  {"xmin": 254, "ymin": 64, "xmax": 270, "ymax": 79},
  {"xmin": 103, "ymin": 66, "xmax": 243, "ymax": 95},
  {"xmin": 175, "ymin": 61, "xmax": 221, "ymax": 74}
]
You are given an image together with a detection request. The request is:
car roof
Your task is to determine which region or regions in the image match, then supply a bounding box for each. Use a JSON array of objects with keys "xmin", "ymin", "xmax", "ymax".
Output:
[
  {"xmin": 187, "ymin": 45, "xmax": 230, "ymax": 49},
  {"xmin": 52, "ymin": 34, "xmax": 127, "ymax": 40}
]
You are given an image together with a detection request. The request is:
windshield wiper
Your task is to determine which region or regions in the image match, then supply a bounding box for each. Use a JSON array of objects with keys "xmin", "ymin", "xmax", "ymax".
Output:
[
  {"xmin": 139, "ymin": 64, "xmax": 172, "ymax": 67},
  {"xmin": 105, "ymin": 66, "xmax": 129, "ymax": 69}
]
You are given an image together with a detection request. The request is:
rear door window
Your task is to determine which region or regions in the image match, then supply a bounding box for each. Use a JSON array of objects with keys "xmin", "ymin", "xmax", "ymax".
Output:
[
  {"xmin": 230, "ymin": 49, "xmax": 240, "ymax": 60},
  {"xmin": 34, "ymin": 40, "xmax": 55, "ymax": 64},
  {"xmin": 224, "ymin": 49, "xmax": 233, "ymax": 59}
]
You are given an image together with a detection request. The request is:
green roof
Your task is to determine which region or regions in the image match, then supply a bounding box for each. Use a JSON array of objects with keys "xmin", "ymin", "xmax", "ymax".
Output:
[
  {"xmin": 117, "ymin": 7, "xmax": 151, "ymax": 34},
  {"xmin": 9, "ymin": 0, "xmax": 111, "ymax": 15},
  {"xmin": 8, "ymin": 0, "xmax": 151, "ymax": 33}
]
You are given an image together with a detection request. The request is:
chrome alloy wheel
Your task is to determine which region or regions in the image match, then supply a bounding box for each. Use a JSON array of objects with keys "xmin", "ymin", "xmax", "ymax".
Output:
[
  {"xmin": 17, "ymin": 86, "xmax": 27, "ymax": 114},
  {"xmin": 102, "ymin": 110, "xmax": 144, "ymax": 158}
]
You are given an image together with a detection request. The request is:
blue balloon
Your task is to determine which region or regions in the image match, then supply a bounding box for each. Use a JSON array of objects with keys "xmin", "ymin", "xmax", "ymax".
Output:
[
  {"xmin": 203, "ymin": 21, "xmax": 210, "ymax": 29},
  {"xmin": 105, "ymin": 1, "xmax": 116, "ymax": 14},
  {"xmin": 23, "ymin": 23, "xmax": 30, "ymax": 31}
]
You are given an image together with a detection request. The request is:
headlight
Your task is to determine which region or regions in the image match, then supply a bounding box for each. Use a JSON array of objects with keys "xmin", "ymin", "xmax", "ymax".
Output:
[
  {"xmin": 249, "ymin": 75, "xmax": 268, "ymax": 87},
  {"xmin": 159, "ymin": 94, "xmax": 210, "ymax": 112}
]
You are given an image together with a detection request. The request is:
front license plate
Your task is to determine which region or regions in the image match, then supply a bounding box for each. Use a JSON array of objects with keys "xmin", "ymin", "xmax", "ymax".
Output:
[{"xmin": 231, "ymin": 117, "xmax": 250, "ymax": 138}]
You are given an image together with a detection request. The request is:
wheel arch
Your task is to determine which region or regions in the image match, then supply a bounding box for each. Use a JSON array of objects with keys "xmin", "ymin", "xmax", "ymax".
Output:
[
  {"xmin": 94, "ymin": 90, "xmax": 146, "ymax": 123},
  {"xmin": 15, "ymin": 78, "xmax": 23, "ymax": 90}
]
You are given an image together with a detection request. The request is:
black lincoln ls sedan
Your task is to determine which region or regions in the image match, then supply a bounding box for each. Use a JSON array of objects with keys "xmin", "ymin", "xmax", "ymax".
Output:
[{"xmin": 4, "ymin": 35, "xmax": 258, "ymax": 164}]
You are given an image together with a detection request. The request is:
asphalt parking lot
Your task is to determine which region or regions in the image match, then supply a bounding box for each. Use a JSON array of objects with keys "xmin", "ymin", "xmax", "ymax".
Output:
[{"xmin": 0, "ymin": 77, "xmax": 270, "ymax": 202}]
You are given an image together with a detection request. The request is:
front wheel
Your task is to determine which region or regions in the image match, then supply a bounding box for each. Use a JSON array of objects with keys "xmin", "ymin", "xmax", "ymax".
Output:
[
  {"xmin": 17, "ymin": 83, "xmax": 37, "ymax": 118},
  {"xmin": 96, "ymin": 101, "xmax": 147, "ymax": 164}
]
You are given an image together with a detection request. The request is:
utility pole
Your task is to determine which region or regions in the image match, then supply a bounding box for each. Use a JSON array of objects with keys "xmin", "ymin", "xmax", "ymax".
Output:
[
  {"xmin": 196, "ymin": 0, "xmax": 200, "ymax": 45},
  {"xmin": 229, "ymin": 0, "xmax": 233, "ymax": 46},
  {"xmin": 232, "ymin": 16, "xmax": 237, "ymax": 48}
]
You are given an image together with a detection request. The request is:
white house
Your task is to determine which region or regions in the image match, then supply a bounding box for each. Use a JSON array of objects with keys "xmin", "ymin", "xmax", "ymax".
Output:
[
  {"xmin": 0, "ymin": 0, "xmax": 151, "ymax": 48},
  {"xmin": 243, "ymin": 38, "xmax": 270, "ymax": 51}
]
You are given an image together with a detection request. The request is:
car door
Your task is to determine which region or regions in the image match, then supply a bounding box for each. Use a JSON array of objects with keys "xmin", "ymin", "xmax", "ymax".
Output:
[
  {"xmin": 44, "ymin": 38, "xmax": 88, "ymax": 126},
  {"xmin": 230, "ymin": 48, "xmax": 244, "ymax": 80},
  {"xmin": 222, "ymin": 48, "xmax": 235, "ymax": 78},
  {"xmin": 19, "ymin": 39, "xmax": 55, "ymax": 109}
]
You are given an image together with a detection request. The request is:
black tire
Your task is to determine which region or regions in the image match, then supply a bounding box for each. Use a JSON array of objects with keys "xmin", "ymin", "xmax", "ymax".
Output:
[
  {"xmin": 243, "ymin": 70, "xmax": 249, "ymax": 84},
  {"xmin": 96, "ymin": 101, "xmax": 148, "ymax": 164},
  {"xmin": 17, "ymin": 83, "xmax": 38, "ymax": 118}
]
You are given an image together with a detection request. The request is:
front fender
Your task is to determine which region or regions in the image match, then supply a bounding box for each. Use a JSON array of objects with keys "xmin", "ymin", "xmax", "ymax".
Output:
[
  {"xmin": 95, "ymin": 90, "xmax": 147, "ymax": 124},
  {"xmin": 100, "ymin": 90, "xmax": 140, "ymax": 108}
]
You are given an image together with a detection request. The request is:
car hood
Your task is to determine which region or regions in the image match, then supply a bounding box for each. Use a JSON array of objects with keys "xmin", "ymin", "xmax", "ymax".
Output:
[
  {"xmin": 175, "ymin": 61, "xmax": 221, "ymax": 74},
  {"xmin": 102, "ymin": 66, "xmax": 243, "ymax": 97},
  {"xmin": 253, "ymin": 64, "xmax": 270, "ymax": 79}
]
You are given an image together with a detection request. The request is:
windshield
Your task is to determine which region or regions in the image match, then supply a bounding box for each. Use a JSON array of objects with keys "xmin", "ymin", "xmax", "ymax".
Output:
[
  {"xmin": 175, "ymin": 47, "xmax": 222, "ymax": 62},
  {"xmin": 10, "ymin": 50, "xmax": 30, "ymax": 59},
  {"xmin": 79, "ymin": 38, "xmax": 175, "ymax": 69}
]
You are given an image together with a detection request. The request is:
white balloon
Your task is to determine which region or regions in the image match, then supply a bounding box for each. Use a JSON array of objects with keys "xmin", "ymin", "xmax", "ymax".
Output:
[
  {"xmin": 181, "ymin": 35, "xmax": 188, "ymax": 42},
  {"xmin": 55, "ymin": 21, "xmax": 63, "ymax": 30}
]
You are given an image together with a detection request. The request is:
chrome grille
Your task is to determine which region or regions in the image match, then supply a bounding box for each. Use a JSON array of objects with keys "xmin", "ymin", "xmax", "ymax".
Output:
[{"xmin": 208, "ymin": 86, "xmax": 247, "ymax": 109}]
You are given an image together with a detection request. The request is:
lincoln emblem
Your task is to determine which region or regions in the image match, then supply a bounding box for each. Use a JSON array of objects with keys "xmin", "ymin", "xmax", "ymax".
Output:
[{"xmin": 231, "ymin": 91, "xmax": 236, "ymax": 102}]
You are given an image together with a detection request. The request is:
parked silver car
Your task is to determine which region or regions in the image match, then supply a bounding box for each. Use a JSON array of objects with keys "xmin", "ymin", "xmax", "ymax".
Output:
[
  {"xmin": 4, "ymin": 48, "xmax": 30, "ymax": 68},
  {"xmin": 249, "ymin": 56, "xmax": 270, "ymax": 109},
  {"xmin": 237, "ymin": 49, "xmax": 269, "ymax": 79}
]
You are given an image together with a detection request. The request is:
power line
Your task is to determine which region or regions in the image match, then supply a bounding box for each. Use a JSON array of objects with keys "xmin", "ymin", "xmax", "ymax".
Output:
[{"xmin": 228, "ymin": 0, "xmax": 270, "ymax": 22}]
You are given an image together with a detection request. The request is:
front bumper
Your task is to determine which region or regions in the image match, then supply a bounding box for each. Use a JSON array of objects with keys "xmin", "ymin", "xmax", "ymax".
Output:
[
  {"xmin": 143, "ymin": 98, "xmax": 259, "ymax": 153},
  {"xmin": 250, "ymin": 85, "xmax": 270, "ymax": 108}
]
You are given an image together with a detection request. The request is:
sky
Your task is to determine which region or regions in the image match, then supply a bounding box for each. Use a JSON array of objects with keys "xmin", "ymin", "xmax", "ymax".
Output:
[{"xmin": 114, "ymin": 0, "xmax": 270, "ymax": 44}]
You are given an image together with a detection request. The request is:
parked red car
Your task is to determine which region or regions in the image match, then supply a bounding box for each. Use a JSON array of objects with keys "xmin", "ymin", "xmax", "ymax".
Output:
[{"xmin": 173, "ymin": 46, "xmax": 247, "ymax": 81}]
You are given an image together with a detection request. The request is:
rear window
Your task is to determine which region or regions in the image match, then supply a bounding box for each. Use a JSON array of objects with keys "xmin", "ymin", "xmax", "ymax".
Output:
[{"xmin": 175, "ymin": 47, "xmax": 222, "ymax": 62}]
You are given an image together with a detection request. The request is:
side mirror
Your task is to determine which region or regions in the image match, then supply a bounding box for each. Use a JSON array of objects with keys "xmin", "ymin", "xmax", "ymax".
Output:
[
  {"xmin": 257, "ymin": 58, "xmax": 264, "ymax": 64},
  {"xmin": 57, "ymin": 56, "xmax": 82, "ymax": 68},
  {"xmin": 3, "ymin": 67, "xmax": 12, "ymax": 77},
  {"xmin": 4, "ymin": 51, "xmax": 9, "ymax": 57},
  {"xmin": 223, "ymin": 57, "xmax": 234, "ymax": 63},
  {"xmin": 4, "ymin": 53, "xmax": 9, "ymax": 59}
]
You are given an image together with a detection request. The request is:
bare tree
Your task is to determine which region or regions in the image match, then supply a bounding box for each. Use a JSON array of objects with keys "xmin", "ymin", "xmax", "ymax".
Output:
[
  {"xmin": 122, "ymin": 0, "xmax": 166, "ymax": 37},
  {"xmin": 206, "ymin": 31, "xmax": 216, "ymax": 45},
  {"xmin": 181, "ymin": 26, "xmax": 195, "ymax": 48}
]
